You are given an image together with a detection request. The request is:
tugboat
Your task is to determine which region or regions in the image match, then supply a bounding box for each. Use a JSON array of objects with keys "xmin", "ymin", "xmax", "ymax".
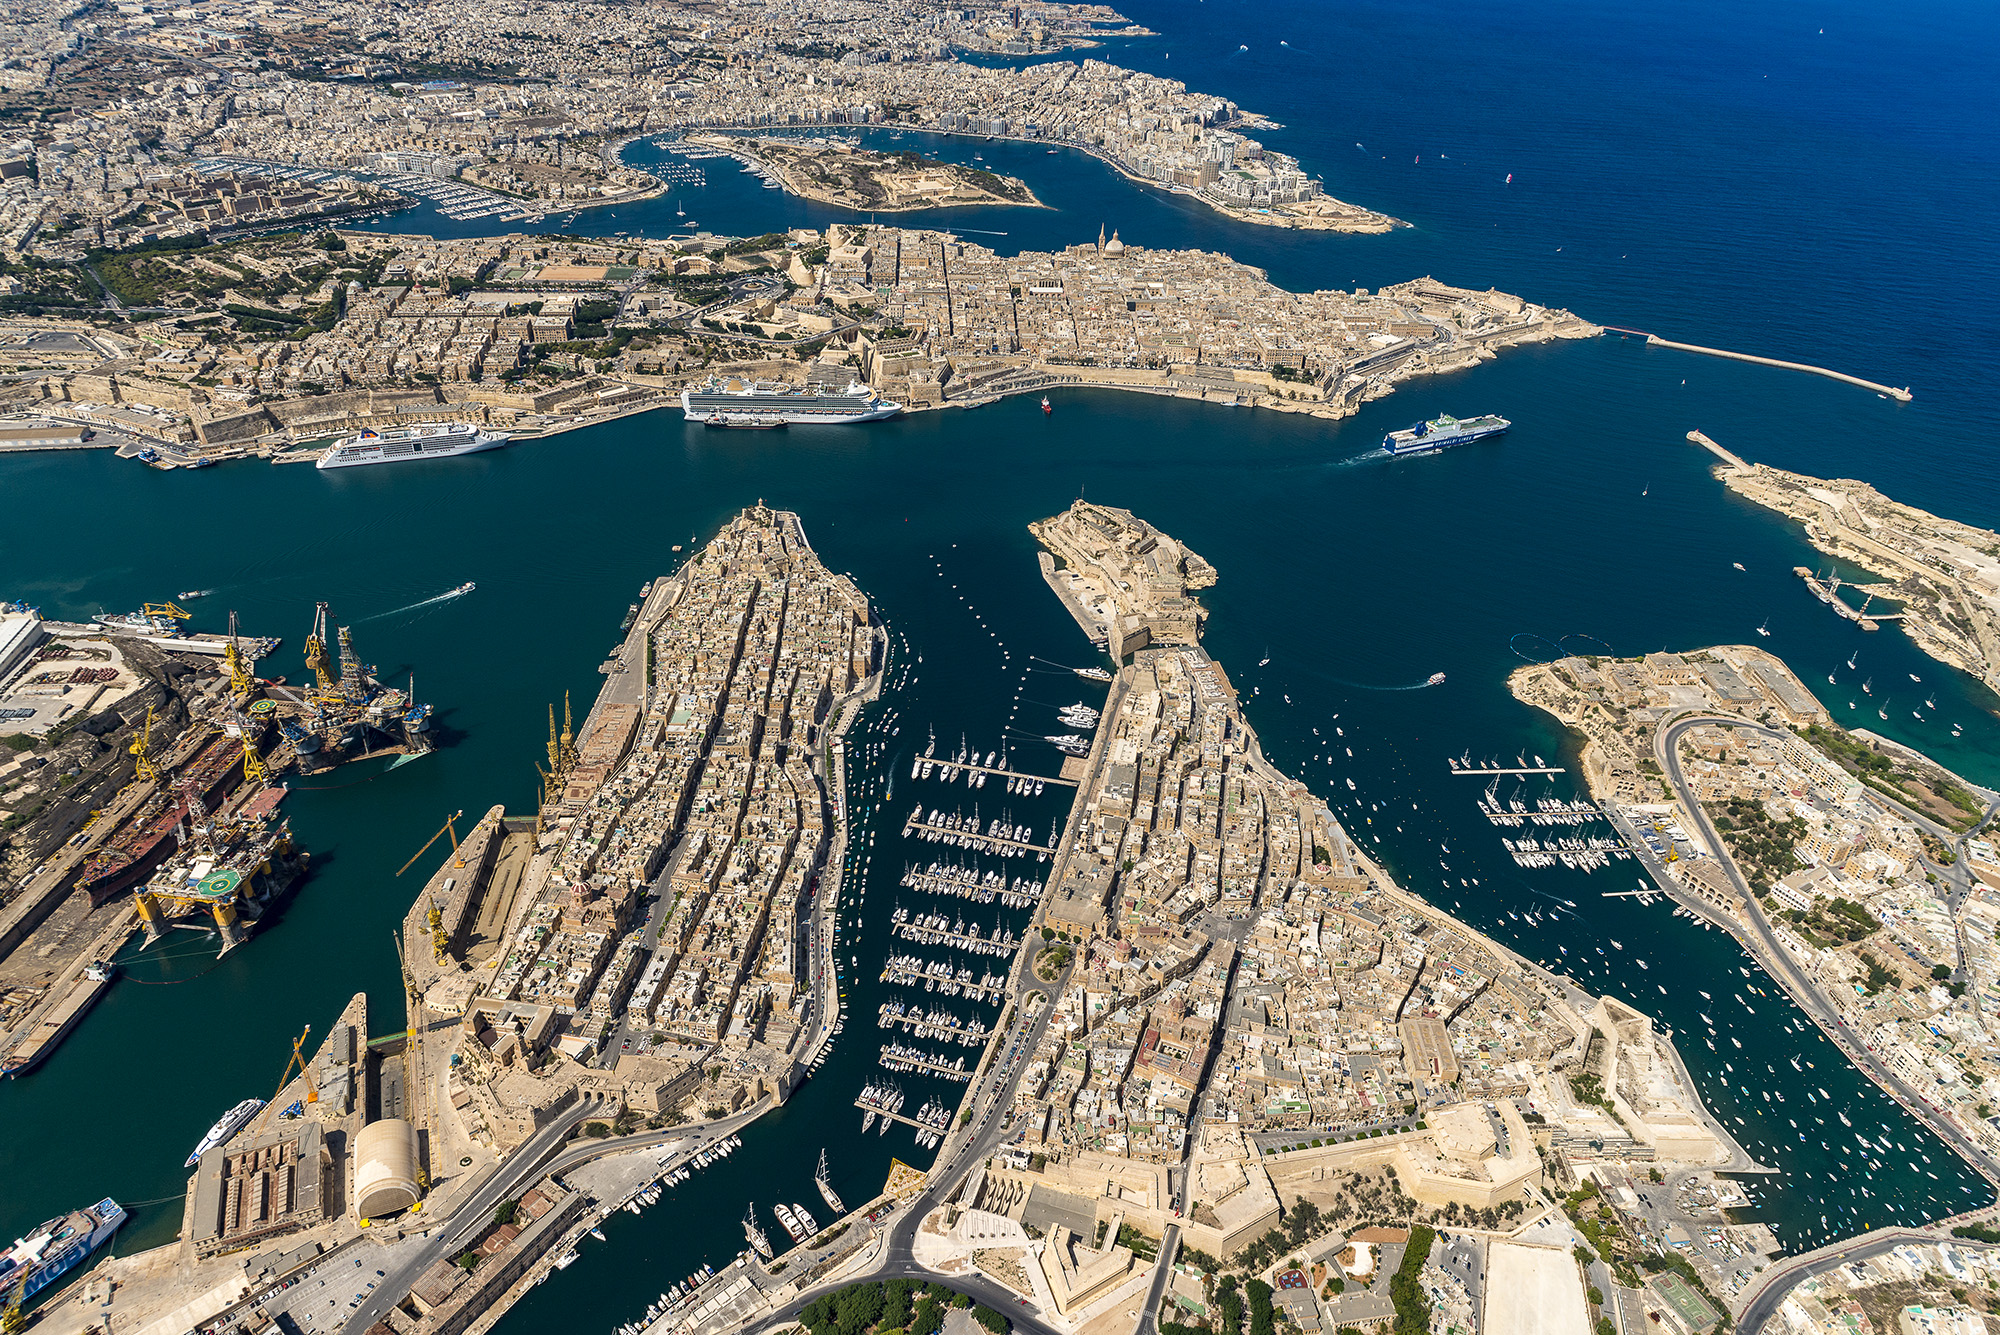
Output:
[{"xmin": 1041, "ymin": 396, "xmax": 1052, "ymax": 415}]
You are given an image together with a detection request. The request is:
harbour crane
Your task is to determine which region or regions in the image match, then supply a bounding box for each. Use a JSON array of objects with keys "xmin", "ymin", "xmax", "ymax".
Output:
[
  {"xmin": 128, "ymin": 704, "xmax": 160, "ymax": 783},
  {"xmin": 258, "ymin": 1023, "xmax": 319, "ymax": 1131},
  {"xmin": 223, "ymin": 701, "xmax": 266, "ymax": 787},
  {"xmin": 223, "ymin": 609, "xmax": 257, "ymax": 699},
  {"xmin": 139, "ymin": 601, "xmax": 192, "ymax": 624},
  {"xmin": 396, "ymin": 810, "xmax": 462, "ymax": 877},
  {"xmin": 303, "ymin": 601, "xmax": 337, "ymax": 694},
  {"xmin": 401, "ymin": 809, "xmax": 461, "ymax": 963},
  {"xmin": 3, "ymin": 1264, "xmax": 29, "ymax": 1335}
]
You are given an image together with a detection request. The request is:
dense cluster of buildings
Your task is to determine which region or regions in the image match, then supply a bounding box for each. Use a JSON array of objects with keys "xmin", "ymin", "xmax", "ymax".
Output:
[
  {"xmin": 954, "ymin": 503, "xmax": 1729, "ymax": 1311},
  {"xmin": 819, "ymin": 224, "xmax": 1594, "ymax": 414},
  {"xmin": 0, "ymin": 0, "xmax": 1396, "ymax": 259},
  {"xmin": 417, "ymin": 507, "xmax": 875, "ymax": 1152}
]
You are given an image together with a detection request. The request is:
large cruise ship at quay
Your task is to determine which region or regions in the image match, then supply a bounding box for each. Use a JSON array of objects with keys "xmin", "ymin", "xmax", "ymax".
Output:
[
  {"xmin": 681, "ymin": 376, "xmax": 902, "ymax": 425},
  {"xmin": 316, "ymin": 423, "xmax": 511, "ymax": 470},
  {"xmin": 1381, "ymin": 412, "xmax": 1511, "ymax": 456}
]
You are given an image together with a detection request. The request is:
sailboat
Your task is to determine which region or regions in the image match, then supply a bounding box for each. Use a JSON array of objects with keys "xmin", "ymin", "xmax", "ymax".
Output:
[
  {"xmin": 1756, "ymin": 618, "xmax": 1770, "ymax": 637},
  {"xmin": 1862, "ymin": 678, "xmax": 1873, "ymax": 695},
  {"xmin": 676, "ymin": 198, "xmax": 686, "ymax": 217},
  {"xmin": 744, "ymin": 1206, "xmax": 774, "ymax": 1259},
  {"xmin": 1847, "ymin": 653, "xmax": 1858, "ymax": 669}
]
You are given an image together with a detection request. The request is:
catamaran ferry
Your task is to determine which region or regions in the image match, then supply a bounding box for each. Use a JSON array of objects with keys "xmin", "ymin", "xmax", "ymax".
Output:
[
  {"xmin": 316, "ymin": 423, "xmax": 510, "ymax": 470},
  {"xmin": 681, "ymin": 376, "xmax": 902, "ymax": 425}
]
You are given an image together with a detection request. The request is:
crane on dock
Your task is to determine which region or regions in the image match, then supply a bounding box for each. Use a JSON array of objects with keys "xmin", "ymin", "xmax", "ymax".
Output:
[
  {"xmin": 303, "ymin": 601, "xmax": 338, "ymax": 696},
  {"xmin": 223, "ymin": 702, "xmax": 266, "ymax": 787},
  {"xmin": 259, "ymin": 1023, "xmax": 320, "ymax": 1129},
  {"xmin": 3, "ymin": 1265, "xmax": 30, "ymax": 1335},
  {"xmin": 224, "ymin": 610, "xmax": 257, "ymax": 699},
  {"xmin": 397, "ymin": 810, "xmax": 463, "ymax": 877},
  {"xmin": 128, "ymin": 704, "xmax": 160, "ymax": 783}
]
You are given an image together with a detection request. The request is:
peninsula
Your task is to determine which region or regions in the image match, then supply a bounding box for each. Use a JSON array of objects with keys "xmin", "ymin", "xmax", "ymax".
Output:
[
  {"xmin": 876, "ymin": 503, "xmax": 1756, "ymax": 1335},
  {"xmin": 0, "ymin": 223, "xmax": 1595, "ymax": 466},
  {"xmin": 1510, "ymin": 645, "xmax": 2000, "ymax": 1216},
  {"xmin": 1695, "ymin": 439, "xmax": 2000, "ymax": 699},
  {"xmin": 30, "ymin": 506, "xmax": 882, "ymax": 1335},
  {"xmin": 689, "ymin": 134, "xmax": 1042, "ymax": 213}
]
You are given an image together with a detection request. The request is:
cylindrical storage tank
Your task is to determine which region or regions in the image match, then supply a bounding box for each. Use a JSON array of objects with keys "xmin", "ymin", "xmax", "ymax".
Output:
[{"xmin": 354, "ymin": 1118, "xmax": 421, "ymax": 1218}]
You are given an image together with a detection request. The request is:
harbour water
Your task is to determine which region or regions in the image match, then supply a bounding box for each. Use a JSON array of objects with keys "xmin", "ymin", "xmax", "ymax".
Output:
[{"xmin": 3, "ymin": 0, "xmax": 1998, "ymax": 1320}]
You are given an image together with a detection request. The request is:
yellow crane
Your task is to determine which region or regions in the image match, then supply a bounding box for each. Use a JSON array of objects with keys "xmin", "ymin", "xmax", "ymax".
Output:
[
  {"xmin": 303, "ymin": 601, "xmax": 336, "ymax": 693},
  {"xmin": 2, "ymin": 1263, "xmax": 30, "ymax": 1335},
  {"xmin": 140, "ymin": 601, "xmax": 192, "ymax": 624},
  {"xmin": 128, "ymin": 704, "xmax": 160, "ymax": 783},
  {"xmin": 396, "ymin": 810, "xmax": 462, "ymax": 877},
  {"xmin": 223, "ymin": 610, "xmax": 257, "ymax": 699},
  {"xmin": 225, "ymin": 703, "xmax": 266, "ymax": 787},
  {"xmin": 261, "ymin": 1023, "xmax": 320, "ymax": 1127}
]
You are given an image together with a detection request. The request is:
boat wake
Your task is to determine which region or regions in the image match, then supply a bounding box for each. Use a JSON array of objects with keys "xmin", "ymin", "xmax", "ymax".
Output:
[{"xmin": 357, "ymin": 583, "xmax": 477, "ymax": 623}]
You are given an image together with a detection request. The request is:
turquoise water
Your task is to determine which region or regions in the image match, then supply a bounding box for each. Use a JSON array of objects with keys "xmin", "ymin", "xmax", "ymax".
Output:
[{"xmin": 5, "ymin": 0, "xmax": 1999, "ymax": 1312}]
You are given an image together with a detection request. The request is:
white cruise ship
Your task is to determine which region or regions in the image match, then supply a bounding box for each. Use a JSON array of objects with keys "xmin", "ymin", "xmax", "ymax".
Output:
[
  {"xmin": 681, "ymin": 376, "xmax": 902, "ymax": 425},
  {"xmin": 316, "ymin": 423, "xmax": 511, "ymax": 470}
]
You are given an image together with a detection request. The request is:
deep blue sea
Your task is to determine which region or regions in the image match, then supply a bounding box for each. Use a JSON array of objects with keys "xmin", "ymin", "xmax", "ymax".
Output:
[{"xmin": 4, "ymin": 0, "xmax": 1999, "ymax": 1314}]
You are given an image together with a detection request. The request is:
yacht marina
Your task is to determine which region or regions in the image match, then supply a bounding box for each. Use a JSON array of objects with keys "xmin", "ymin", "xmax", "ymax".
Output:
[
  {"xmin": 887, "ymin": 907, "xmax": 1021, "ymax": 956},
  {"xmin": 876, "ymin": 1000, "xmax": 991, "ymax": 1046},
  {"xmin": 877, "ymin": 952, "xmax": 1008, "ymax": 1002},
  {"xmin": 877, "ymin": 1041, "xmax": 972, "ymax": 1083},
  {"xmin": 900, "ymin": 803, "xmax": 1059, "ymax": 859},
  {"xmin": 898, "ymin": 859, "xmax": 1042, "ymax": 908}
]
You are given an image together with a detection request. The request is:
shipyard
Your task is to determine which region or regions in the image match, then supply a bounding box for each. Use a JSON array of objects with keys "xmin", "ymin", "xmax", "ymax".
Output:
[{"xmin": 0, "ymin": 594, "xmax": 453, "ymax": 1081}]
